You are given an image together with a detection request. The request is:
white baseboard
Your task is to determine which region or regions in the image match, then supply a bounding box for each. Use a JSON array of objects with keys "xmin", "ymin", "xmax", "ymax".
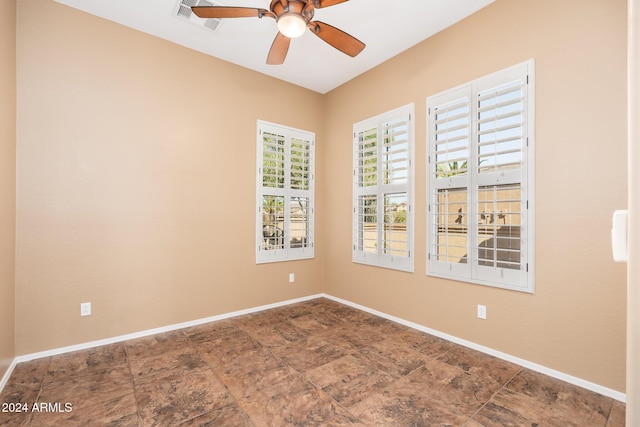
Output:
[
  {"xmin": 0, "ymin": 358, "xmax": 18, "ymax": 394},
  {"xmin": 322, "ymin": 293, "xmax": 627, "ymax": 403},
  {"xmin": 5, "ymin": 292, "xmax": 626, "ymax": 403},
  {"xmin": 14, "ymin": 294, "xmax": 323, "ymax": 364}
]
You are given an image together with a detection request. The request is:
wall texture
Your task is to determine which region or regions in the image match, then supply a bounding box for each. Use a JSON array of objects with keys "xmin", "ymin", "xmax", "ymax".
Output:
[
  {"xmin": 0, "ymin": 0, "xmax": 17, "ymax": 380},
  {"xmin": 15, "ymin": 0, "xmax": 325, "ymax": 354},
  {"xmin": 12, "ymin": 0, "xmax": 628, "ymax": 396},
  {"xmin": 323, "ymin": 0, "xmax": 628, "ymax": 392}
]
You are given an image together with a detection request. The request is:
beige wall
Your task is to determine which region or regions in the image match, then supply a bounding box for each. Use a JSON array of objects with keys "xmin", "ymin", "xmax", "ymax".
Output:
[
  {"xmin": 15, "ymin": 0, "xmax": 325, "ymax": 354},
  {"xmin": 0, "ymin": 0, "xmax": 16, "ymax": 379},
  {"xmin": 12, "ymin": 0, "xmax": 628, "ymax": 395},
  {"xmin": 323, "ymin": 0, "xmax": 628, "ymax": 392}
]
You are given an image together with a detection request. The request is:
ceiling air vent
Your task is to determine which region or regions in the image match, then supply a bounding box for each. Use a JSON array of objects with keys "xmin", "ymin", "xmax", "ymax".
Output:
[{"xmin": 175, "ymin": 0, "xmax": 223, "ymax": 33}]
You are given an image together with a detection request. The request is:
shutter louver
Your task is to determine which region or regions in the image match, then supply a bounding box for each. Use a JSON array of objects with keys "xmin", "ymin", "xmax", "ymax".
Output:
[
  {"xmin": 433, "ymin": 188, "xmax": 468, "ymax": 264},
  {"xmin": 477, "ymin": 80, "xmax": 525, "ymax": 174},
  {"xmin": 382, "ymin": 118, "xmax": 409, "ymax": 185},
  {"xmin": 290, "ymin": 138, "xmax": 310, "ymax": 191},
  {"xmin": 356, "ymin": 195, "xmax": 378, "ymax": 253},
  {"xmin": 262, "ymin": 195, "xmax": 285, "ymax": 250},
  {"xmin": 477, "ymin": 184, "xmax": 522, "ymax": 270},
  {"xmin": 262, "ymin": 132, "xmax": 285, "ymax": 189},
  {"xmin": 290, "ymin": 197, "xmax": 310, "ymax": 248},
  {"xmin": 383, "ymin": 192, "xmax": 408, "ymax": 257},
  {"xmin": 433, "ymin": 97, "xmax": 470, "ymax": 179},
  {"xmin": 357, "ymin": 127, "xmax": 378, "ymax": 188}
]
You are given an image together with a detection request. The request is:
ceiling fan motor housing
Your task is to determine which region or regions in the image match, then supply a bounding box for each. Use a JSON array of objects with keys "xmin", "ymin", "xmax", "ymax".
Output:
[{"xmin": 270, "ymin": 0, "xmax": 315, "ymax": 24}]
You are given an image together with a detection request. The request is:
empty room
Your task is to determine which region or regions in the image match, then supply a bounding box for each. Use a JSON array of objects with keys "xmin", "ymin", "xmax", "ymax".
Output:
[{"xmin": 1, "ymin": 0, "xmax": 638, "ymax": 425}]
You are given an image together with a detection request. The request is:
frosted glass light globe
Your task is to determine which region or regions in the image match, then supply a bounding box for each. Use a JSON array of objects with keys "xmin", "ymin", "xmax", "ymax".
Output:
[{"xmin": 277, "ymin": 14, "xmax": 306, "ymax": 38}]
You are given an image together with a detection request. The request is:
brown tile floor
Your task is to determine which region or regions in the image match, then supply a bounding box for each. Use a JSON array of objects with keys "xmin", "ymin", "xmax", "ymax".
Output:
[{"xmin": 0, "ymin": 297, "xmax": 626, "ymax": 426}]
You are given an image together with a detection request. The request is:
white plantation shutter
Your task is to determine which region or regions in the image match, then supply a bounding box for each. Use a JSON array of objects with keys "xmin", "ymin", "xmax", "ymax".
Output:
[
  {"xmin": 290, "ymin": 138, "xmax": 311, "ymax": 191},
  {"xmin": 476, "ymin": 184, "xmax": 522, "ymax": 273},
  {"xmin": 427, "ymin": 60, "xmax": 534, "ymax": 292},
  {"xmin": 474, "ymin": 68, "xmax": 528, "ymax": 286},
  {"xmin": 432, "ymin": 94, "xmax": 471, "ymax": 179},
  {"xmin": 356, "ymin": 126, "xmax": 378, "ymax": 189},
  {"xmin": 381, "ymin": 115, "xmax": 410, "ymax": 260},
  {"xmin": 355, "ymin": 124, "xmax": 379, "ymax": 256},
  {"xmin": 262, "ymin": 131, "xmax": 286, "ymax": 189},
  {"xmin": 353, "ymin": 104, "xmax": 414, "ymax": 272},
  {"xmin": 382, "ymin": 117, "xmax": 410, "ymax": 186},
  {"xmin": 477, "ymin": 79, "xmax": 526, "ymax": 175},
  {"xmin": 257, "ymin": 121, "xmax": 314, "ymax": 263},
  {"xmin": 356, "ymin": 194, "xmax": 377, "ymax": 254},
  {"xmin": 428, "ymin": 87, "xmax": 472, "ymax": 280}
]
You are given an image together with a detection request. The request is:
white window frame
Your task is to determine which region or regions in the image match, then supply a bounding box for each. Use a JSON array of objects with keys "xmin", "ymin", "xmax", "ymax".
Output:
[
  {"xmin": 256, "ymin": 120, "xmax": 314, "ymax": 263},
  {"xmin": 427, "ymin": 59, "xmax": 535, "ymax": 292},
  {"xmin": 353, "ymin": 104, "xmax": 415, "ymax": 272}
]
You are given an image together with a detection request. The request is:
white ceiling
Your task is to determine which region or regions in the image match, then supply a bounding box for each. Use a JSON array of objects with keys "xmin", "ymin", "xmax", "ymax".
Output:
[{"xmin": 54, "ymin": 0, "xmax": 495, "ymax": 94}]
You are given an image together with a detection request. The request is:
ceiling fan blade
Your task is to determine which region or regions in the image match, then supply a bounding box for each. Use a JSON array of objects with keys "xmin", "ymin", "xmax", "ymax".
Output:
[
  {"xmin": 317, "ymin": 0, "xmax": 349, "ymax": 8},
  {"xmin": 191, "ymin": 6, "xmax": 268, "ymax": 19},
  {"xmin": 267, "ymin": 33, "xmax": 291, "ymax": 65},
  {"xmin": 309, "ymin": 21, "xmax": 365, "ymax": 57}
]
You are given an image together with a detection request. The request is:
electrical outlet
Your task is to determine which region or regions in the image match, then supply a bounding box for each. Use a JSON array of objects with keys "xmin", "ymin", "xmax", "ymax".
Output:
[
  {"xmin": 477, "ymin": 304, "xmax": 487, "ymax": 320},
  {"xmin": 289, "ymin": 273, "xmax": 295, "ymax": 283},
  {"xmin": 80, "ymin": 302, "xmax": 91, "ymax": 317}
]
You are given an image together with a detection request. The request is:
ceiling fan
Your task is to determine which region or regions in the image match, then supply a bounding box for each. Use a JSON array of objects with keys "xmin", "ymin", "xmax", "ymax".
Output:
[{"xmin": 191, "ymin": 0, "xmax": 365, "ymax": 65}]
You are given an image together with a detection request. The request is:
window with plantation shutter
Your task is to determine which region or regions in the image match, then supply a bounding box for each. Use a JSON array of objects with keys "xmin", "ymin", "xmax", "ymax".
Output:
[
  {"xmin": 427, "ymin": 60, "xmax": 535, "ymax": 292},
  {"xmin": 353, "ymin": 104, "xmax": 414, "ymax": 272},
  {"xmin": 257, "ymin": 121, "xmax": 314, "ymax": 263}
]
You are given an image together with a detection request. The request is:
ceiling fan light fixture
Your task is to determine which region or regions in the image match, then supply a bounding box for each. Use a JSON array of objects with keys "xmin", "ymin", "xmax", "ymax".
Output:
[
  {"xmin": 277, "ymin": 14, "xmax": 306, "ymax": 38},
  {"xmin": 190, "ymin": 0, "xmax": 365, "ymax": 65}
]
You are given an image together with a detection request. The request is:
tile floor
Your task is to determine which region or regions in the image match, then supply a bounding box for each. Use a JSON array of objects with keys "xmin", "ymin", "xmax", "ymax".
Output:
[{"xmin": 0, "ymin": 298, "xmax": 626, "ymax": 426}]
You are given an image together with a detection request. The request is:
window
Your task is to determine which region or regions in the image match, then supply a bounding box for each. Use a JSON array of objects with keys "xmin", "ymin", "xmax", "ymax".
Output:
[
  {"xmin": 427, "ymin": 60, "xmax": 534, "ymax": 292},
  {"xmin": 353, "ymin": 104, "xmax": 414, "ymax": 272},
  {"xmin": 257, "ymin": 121, "xmax": 314, "ymax": 263}
]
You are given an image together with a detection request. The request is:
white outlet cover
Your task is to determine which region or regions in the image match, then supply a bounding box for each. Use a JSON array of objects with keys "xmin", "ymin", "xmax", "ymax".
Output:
[
  {"xmin": 289, "ymin": 273, "xmax": 295, "ymax": 283},
  {"xmin": 81, "ymin": 302, "xmax": 91, "ymax": 316},
  {"xmin": 477, "ymin": 304, "xmax": 487, "ymax": 320}
]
